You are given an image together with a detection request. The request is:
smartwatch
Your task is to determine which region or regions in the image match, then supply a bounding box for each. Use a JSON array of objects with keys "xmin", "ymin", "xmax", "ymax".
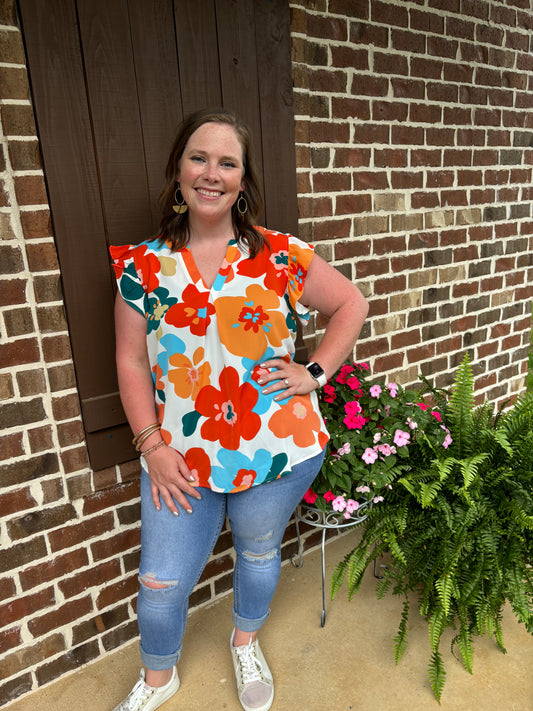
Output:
[{"xmin": 306, "ymin": 361, "xmax": 327, "ymax": 387}]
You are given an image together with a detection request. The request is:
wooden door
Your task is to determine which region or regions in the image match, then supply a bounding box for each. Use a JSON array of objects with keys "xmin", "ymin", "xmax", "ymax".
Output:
[{"xmin": 18, "ymin": 0, "xmax": 298, "ymax": 470}]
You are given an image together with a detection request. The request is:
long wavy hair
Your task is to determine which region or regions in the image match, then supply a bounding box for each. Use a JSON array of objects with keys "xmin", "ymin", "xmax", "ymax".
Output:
[{"xmin": 157, "ymin": 107, "xmax": 265, "ymax": 257}]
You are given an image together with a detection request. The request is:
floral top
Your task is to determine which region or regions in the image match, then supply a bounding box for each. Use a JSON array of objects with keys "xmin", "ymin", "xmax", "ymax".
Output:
[{"xmin": 110, "ymin": 226, "xmax": 329, "ymax": 493}]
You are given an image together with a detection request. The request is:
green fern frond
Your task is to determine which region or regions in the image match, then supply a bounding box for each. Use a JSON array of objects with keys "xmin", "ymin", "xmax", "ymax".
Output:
[
  {"xmin": 459, "ymin": 453, "xmax": 489, "ymax": 490},
  {"xmin": 346, "ymin": 547, "xmax": 372, "ymax": 599},
  {"xmin": 428, "ymin": 649, "xmax": 447, "ymax": 702},
  {"xmin": 428, "ymin": 610, "xmax": 446, "ymax": 652},
  {"xmin": 393, "ymin": 598, "xmax": 410, "ymax": 664},
  {"xmin": 435, "ymin": 573, "xmax": 455, "ymax": 617},
  {"xmin": 448, "ymin": 352, "xmax": 475, "ymax": 457},
  {"xmin": 452, "ymin": 615, "xmax": 474, "ymax": 674},
  {"xmin": 330, "ymin": 556, "xmax": 350, "ymax": 599}
]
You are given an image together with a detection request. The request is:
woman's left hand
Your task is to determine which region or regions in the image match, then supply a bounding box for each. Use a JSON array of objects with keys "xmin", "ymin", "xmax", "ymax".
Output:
[{"xmin": 257, "ymin": 359, "xmax": 319, "ymax": 401}]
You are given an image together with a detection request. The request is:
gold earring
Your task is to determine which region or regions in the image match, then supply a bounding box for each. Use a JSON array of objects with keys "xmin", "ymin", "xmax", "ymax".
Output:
[
  {"xmin": 172, "ymin": 184, "xmax": 188, "ymax": 214},
  {"xmin": 237, "ymin": 192, "xmax": 248, "ymax": 218}
]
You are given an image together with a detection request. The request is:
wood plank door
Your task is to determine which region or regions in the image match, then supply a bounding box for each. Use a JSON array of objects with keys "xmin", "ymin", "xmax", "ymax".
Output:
[{"xmin": 18, "ymin": 0, "xmax": 298, "ymax": 470}]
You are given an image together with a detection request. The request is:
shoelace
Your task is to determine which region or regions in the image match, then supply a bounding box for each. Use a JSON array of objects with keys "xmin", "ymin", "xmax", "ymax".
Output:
[
  {"xmin": 122, "ymin": 677, "xmax": 154, "ymax": 710},
  {"xmin": 235, "ymin": 642, "xmax": 264, "ymax": 685}
]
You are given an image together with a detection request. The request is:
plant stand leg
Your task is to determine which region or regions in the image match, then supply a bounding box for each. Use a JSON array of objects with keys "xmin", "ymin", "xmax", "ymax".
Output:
[
  {"xmin": 320, "ymin": 527, "xmax": 327, "ymax": 627},
  {"xmin": 290, "ymin": 516, "xmax": 304, "ymax": 569}
]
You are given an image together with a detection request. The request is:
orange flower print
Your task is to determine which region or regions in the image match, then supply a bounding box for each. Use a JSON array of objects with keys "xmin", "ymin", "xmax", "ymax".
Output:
[
  {"xmin": 165, "ymin": 284, "xmax": 215, "ymax": 336},
  {"xmin": 183, "ymin": 447, "xmax": 211, "ymax": 488},
  {"xmin": 268, "ymin": 395, "xmax": 323, "ymax": 448},
  {"xmin": 194, "ymin": 367, "xmax": 260, "ymax": 450},
  {"xmin": 167, "ymin": 347, "xmax": 211, "ymax": 400},
  {"xmin": 216, "ymin": 284, "xmax": 288, "ymax": 359},
  {"xmin": 236, "ymin": 244, "xmax": 287, "ymax": 295}
]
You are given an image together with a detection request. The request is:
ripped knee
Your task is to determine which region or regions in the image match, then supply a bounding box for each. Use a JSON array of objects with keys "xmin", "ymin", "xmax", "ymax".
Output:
[
  {"xmin": 139, "ymin": 572, "xmax": 179, "ymax": 589},
  {"xmin": 242, "ymin": 548, "xmax": 278, "ymax": 564}
]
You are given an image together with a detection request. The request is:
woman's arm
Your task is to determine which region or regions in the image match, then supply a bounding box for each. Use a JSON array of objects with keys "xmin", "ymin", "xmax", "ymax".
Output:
[
  {"xmin": 259, "ymin": 254, "xmax": 369, "ymax": 398},
  {"xmin": 115, "ymin": 294, "xmax": 201, "ymax": 514}
]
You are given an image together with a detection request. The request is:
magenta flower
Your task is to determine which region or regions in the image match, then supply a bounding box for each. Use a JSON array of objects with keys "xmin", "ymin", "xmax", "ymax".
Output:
[
  {"xmin": 323, "ymin": 490, "xmax": 336, "ymax": 503},
  {"xmin": 431, "ymin": 410, "xmax": 442, "ymax": 422},
  {"xmin": 323, "ymin": 383, "xmax": 336, "ymax": 403},
  {"xmin": 362, "ymin": 447, "xmax": 378, "ymax": 464},
  {"xmin": 343, "ymin": 413, "xmax": 367, "ymax": 430},
  {"xmin": 346, "ymin": 375, "xmax": 361, "ymax": 391},
  {"xmin": 393, "ymin": 429, "xmax": 410, "ymax": 447},
  {"xmin": 335, "ymin": 364, "xmax": 354, "ymax": 384},
  {"xmin": 303, "ymin": 488, "xmax": 317, "ymax": 504},
  {"xmin": 345, "ymin": 400, "xmax": 362, "ymax": 415},
  {"xmin": 369, "ymin": 384, "xmax": 382, "ymax": 398}
]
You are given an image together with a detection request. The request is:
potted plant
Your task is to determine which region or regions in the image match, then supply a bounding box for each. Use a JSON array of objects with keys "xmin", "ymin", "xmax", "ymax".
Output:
[
  {"xmin": 303, "ymin": 361, "xmax": 452, "ymax": 518},
  {"xmin": 330, "ymin": 353, "xmax": 533, "ymax": 701}
]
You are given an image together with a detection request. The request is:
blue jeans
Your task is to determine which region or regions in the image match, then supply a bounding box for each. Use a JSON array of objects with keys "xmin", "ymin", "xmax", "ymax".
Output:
[{"xmin": 137, "ymin": 448, "xmax": 325, "ymax": 670}]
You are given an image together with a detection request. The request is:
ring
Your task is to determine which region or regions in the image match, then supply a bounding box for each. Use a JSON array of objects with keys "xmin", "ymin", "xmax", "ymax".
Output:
[{"xmin": 284, "ymin": 379, "xmax": 289, "ymax": 386}]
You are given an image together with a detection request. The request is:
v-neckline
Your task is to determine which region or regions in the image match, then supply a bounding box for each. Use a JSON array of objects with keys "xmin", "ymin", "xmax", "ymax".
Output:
[{"xmin": 181, "ymin": 238, "xmax": 237, "ymax": 291}]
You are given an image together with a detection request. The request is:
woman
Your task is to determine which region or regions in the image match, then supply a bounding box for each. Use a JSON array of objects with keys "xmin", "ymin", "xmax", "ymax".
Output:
[{"xmin": 110, "ymin": 107, "xmax": 368, "ymax": 711}]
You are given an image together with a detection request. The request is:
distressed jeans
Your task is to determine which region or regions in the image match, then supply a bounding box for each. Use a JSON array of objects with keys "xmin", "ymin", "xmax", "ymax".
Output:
[{"xmin": 136, "ymin": 448, "xmax": 326, "ymax": 670}]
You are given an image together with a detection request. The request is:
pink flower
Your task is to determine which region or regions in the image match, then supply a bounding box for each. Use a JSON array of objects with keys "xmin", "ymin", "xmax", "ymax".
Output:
[
  {"xmin": 387, "ymin": 383, "xmax": 398, "ymax": 397},
  {"xmin": 431, "ymin": 410, "xmax": 442, "ymax": 422},
  {"xmin": 332, "ymin": 495, "xmax": 347, "ymax": 512},
  {"xmin": 343, "ymin": 413, "xmax": 366, "ymax": 430},
  {"xmin": 443, "ymin": 433, "xmax": 452, "ymax": 449},
  {"xmin": 323, "ymin": 490, "xmax": 336, "ymax": 503},
  {"xmin": 373, "ymin": 432, "xmax": 382, "ymax": 443},
  {"xmin": 303, "ymin": 488, "xmax": 317, "ymax": 504},
  {"xmin": 377, "ymin": 443, "xmax": 393, "ymax": 457},
  {"xmin": 343, "ymin": 511, "xmax": 351, "ymax": 519},
  {"xmin": 362, "ymin": 447, "xmax": 378, "ymax": 464},
  {"xmin": 346, "ymin": 498, "xmax": 359, "ymax": 513},
  {"xmin": 356, "ymin": 485, "xmax": 371, "ymax": 493},
  {"xmin": 373, "ymin": 496, "xmax": 384, "ymax": 503},
  {"xmin": 337, "ymin": 442, "xmax": 351, "ymax": 456},
  {"xmin": 407, "ymin": 417, "xmax": 418, "ymax": 430},
  {"xmin": 393, "ymin": 429, "xmax": 410, "ymax": 447},
  {"xmin": 369, "ymin": 384, "xmax": 382, "ymax": 398}
]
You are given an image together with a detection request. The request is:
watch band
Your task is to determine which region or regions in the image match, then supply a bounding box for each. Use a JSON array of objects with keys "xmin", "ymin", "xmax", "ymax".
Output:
[{"xmin": 306, "ymin": 361, "xmax": 327, "ymax": 387}]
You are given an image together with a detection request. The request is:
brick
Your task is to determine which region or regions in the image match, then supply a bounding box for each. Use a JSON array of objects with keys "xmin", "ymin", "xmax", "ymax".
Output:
[
  {"xmin": 33, "ymin": 273, "xmax": 63, "ymax": 303},
  {"xmin": 0, "ymin": 634, "xmax": 65, "ymax": 679},
  {"xmin": 391, "ymin": 77, "xmax": 425, "ymax": 100},
  {"xmin": 66, "ymin": 471, "xmax": 92, "ymax": 500},
  {"xmin": 48, "ymin": 363, "xmax": 77, "ymax": 392},
  {"xmin": 8, "ymin": 503, "xmax": 77, "ymax": 541},
  {"xmin": 306, "ymin": 14, "xmax": 348, "ymax": 41},
  {"xmin": 0, "ymin": 278, "xmax": 26, "ymax": 307},
  {"xmin": 17, "ymin": 368, "xmax": 46, "ymax": 397},
  {"xmin": 83, "ymin": 480, "xmax": 140, "ymax": 516},
  {"xmin": 0, "ymin": 536, "xmax": 47, "ymax": 575},
  {"xmin": 391, "ymin": 28, "xmax": 425, "ymax": 54},
  {"xmin": 0, "ymin": 587, "xmax": 55, "ymax": 627},
  {"xmin": 333, "ymin": 147, "xmax": 371, "ymax": 167},
  {"xmin": 0, "ymin": 104, "xmax": 36, "ymax": 136},
  {"xmin": 3, "ymin": 307, "xmax": 34, "ymax": 337},
  {"xmin": 95, "ymin": 574, "xmax": 138, "ymax": 610},
  {"xmin": 19, "ymin": 209, "xmax": 52, "ymax": 239},
  {"xmin": 313, "ymin": 171, "xmax": 351, "ymax": 193},
  {"xmin": 0, "ymin": 337, "xmax": 40, "ymax": 368},
  {"xmin": 312, "ymin": 218, "xmax": 352, "ymax": 241},
  {"xmin": 336, "ymin": 193, "xmax": 372, "ymax": 214},
  {"xmin": 14, "ymin": 174, "xmax": 48, "ymax": 205},
  {"xmin": 350, "ymin": 21, "xmax": 388, "ymax": 48},
  {"xmin": 59, "ymin": 559, "xmax": 121, "ymax": 600},
  {"xmin": 8, "ymin": 139, "xmax": 41, "ymax": 171},
  {"xmin": 0, "ymin": 626, "xmax": 21, "ymax": 655},
  {"xmin": 0, "ymin": 487, "xmax": 37, "ymax": 517},
  {"xmin": 36, "ymin": 640, "xmax": 100, "ymax": 686},
  {"xmin": 28, "ymin": 424, "xmax": 54, "ymax": 453},
  {"xmin": 374, "ymin": 275, "xmax": 406, "ymax": 294},
  {"xmin": 308, "ymin": 68, "xmax": 349, "ymax": 94},
  {"xmin": 25, "ymin": 241, "xmax": 59, "ymax": 272},
  {"xmin": 42, "ymin": 334, "xmax": 73, "ymax": 362},
  {"xmin": 330, "ymin": 45, "xmax": 369, "ymax": 70},
  {"xmin": 48, "ymin": 512, "xmax": 115, "ymax": 552},
  {"xmin": 374, "ymin": 51, "xmax": 408, "ymax": 76},
  {"xmin": 91, "ymin": 528, "xmax": 140, "ymax": 562},
  {"xmin": 410, "ymin": 102, "xmax": 443, "ymax": 124},
  {"xmin": 0, "ymin": 431, "xmax": 23, "ymax": 459},
  {"xmin": 72, "ymin": 604, "xmax": 130, "ymax": 646},
  {"xmin": 297, "ymin": 195, "xmax": 332, "ymax": 219},
  {"xmin": 0, "ymin": 451, "xmax": 59, "ymax": 488},
  {"xmin": 57, "ymin": 419, "xmax": 85, "ymax": 448}
]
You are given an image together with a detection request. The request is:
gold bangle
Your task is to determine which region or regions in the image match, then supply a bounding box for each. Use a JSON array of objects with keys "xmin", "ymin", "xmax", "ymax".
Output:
[
  {"xmin": 141, "ymin": 440, "xmax": 166, "ymax": 458},
  {"xmin": 133, "ymin": 423, "xmax": 161, "ymax": 450}
]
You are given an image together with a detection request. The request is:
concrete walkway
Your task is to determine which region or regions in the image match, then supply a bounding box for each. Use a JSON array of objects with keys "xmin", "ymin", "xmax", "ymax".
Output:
[{"xmin": 7, "ymin": 531, "xmax": 533, "ymax": 710}]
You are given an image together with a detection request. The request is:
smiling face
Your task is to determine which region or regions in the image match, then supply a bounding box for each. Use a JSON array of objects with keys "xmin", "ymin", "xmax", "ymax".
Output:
[{"xmin": 177, "ymin": 122, "xmax": 245, "ymax": 229}]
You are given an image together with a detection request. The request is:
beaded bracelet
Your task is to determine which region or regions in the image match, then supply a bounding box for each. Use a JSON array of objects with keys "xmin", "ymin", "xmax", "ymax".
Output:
[
  {"xmin": 133, "ymin": 423, "xmax": 161, "ymax": 451},
  {"xmin": 140, "ymin": 440, "xmax": 166, "ymax": 458}
]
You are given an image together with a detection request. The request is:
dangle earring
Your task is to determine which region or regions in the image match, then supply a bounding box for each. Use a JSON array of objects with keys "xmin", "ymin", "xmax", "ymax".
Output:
[
  {"xmin": 237, "ymin": 191, "xmax": 248, "ymax": 218},
  {"xmin": 172, "ymin": 183, "xmax": 188, "ymax": 214}
]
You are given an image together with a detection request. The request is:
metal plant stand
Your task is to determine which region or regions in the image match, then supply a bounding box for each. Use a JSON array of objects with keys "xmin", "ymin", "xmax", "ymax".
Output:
[{"xmin": 290, "ymin": 500, "xmax": 372, "ymax": 627}]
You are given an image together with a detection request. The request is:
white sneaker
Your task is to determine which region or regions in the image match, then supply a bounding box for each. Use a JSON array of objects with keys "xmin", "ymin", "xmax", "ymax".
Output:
[
  {"xmin": 112, "ymin": 667, "xmax": 180, "ymax": 711},
  {"xmin": 230, "ymin": 630, "xmax": 274, "ymax": 711}
]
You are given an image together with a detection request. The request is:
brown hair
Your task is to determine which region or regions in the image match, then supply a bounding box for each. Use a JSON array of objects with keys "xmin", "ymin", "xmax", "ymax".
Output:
[{"xmin": 157, "ymin": 107, "xmax": 265, "ymax": 257}]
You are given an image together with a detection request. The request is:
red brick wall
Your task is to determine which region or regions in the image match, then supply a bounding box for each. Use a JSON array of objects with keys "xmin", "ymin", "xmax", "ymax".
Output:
[
  {"xmin": 1, "ymin": 0, "xmax": 532, "ymax": 706},
  {"xmin": 292, "ymin": 0, "xmax": 532, "ymax": 400}
]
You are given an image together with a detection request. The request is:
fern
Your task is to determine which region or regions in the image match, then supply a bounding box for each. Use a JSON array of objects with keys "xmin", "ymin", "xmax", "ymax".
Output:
[
  {"xmin": 393, "ymin": 597, "xmax": 410, "ymax": 663},
  {"xmin": 448, "ymin": 351, "xmax": 475, "ymax": 457},
  {"xmin": 428, "ymin": 649, "xmax": 447, "ymax": 703}
]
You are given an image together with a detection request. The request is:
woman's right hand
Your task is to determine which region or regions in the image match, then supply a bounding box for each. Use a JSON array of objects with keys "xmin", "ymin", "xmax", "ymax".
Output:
[{"xmin": 143, "ymin": 445, "xmax": 202, "ymax": 515}]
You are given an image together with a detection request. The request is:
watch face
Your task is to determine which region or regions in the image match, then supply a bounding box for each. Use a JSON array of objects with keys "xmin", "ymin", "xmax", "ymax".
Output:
[{"xmin": 307, "ymin": 362, "xmax": 324, "ymax": 378}]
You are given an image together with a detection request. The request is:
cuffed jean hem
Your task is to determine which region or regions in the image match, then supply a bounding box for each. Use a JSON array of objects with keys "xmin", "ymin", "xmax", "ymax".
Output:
[
  {"xmin": 232, "ymin": 606, "xmax": 270, "ymax": 633},
  {"xmin": 139, "ymin": 644, "xmax": 180, "ymax": 671}
]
